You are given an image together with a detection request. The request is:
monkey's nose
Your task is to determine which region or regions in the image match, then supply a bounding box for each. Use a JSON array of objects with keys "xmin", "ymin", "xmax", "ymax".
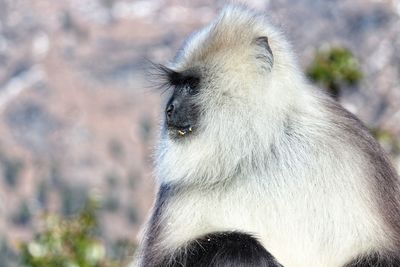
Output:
[{"xmin": 166, "ymin": 103, "xmax": 174, "ymax": 120}]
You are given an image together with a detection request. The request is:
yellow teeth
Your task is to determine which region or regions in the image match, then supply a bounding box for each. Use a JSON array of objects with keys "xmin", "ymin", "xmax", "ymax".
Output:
[{"xmin": 177, "ymin": 127, "xmax": 192, "ymax": 136}]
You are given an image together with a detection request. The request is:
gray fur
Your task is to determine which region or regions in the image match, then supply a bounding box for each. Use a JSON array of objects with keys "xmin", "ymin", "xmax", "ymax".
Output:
[{"xmin": 132, "ymin": 5, "xmax": 400, "ymax": 267}]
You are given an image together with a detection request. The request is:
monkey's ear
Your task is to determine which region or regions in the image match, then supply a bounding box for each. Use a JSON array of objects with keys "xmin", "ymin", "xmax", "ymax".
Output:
[{"xmin": 254, "ymin": 36, "xmax": 274, "ymax": 72}]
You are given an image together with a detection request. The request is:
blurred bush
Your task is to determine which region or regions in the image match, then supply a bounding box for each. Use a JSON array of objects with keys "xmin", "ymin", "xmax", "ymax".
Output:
[
  {"xmin": 20, "ymin": 200, "xmax": 119, "ymax": 267},
  {"xmin": 307, "ymin": 47, "xmax": 363, "ymax": 99},
  {"xmin": 371, "ymin": 128, "xmax": 400, "ymax": 156}
]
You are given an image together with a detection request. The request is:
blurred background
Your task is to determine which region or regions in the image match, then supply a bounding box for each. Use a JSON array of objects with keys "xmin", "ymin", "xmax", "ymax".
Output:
[{"xmin": 0, "ymin": 0, "xmax": 399, "ymax": 266}]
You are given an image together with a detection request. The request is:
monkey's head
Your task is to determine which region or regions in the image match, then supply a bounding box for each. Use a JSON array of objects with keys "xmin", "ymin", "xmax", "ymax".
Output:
[{"xmin": 155, "ymin": 5, "xmax": 306, "ymax": 185}]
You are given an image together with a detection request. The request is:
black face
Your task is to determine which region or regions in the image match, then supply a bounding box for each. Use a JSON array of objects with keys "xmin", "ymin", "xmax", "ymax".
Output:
[{"xmin": 164, "ymin": 69, "xmax": 201, "ymax": 139}]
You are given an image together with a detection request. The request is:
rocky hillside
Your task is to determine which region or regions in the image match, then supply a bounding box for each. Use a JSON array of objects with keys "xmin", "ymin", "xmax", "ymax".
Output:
[{"xmin": 0, "ymin": 0, "xmax": 399, "ymax": 265}]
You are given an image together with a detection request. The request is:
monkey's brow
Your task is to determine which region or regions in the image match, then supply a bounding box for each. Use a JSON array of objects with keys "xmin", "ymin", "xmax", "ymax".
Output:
[
  {"xmin": 150, "ymin": 63, "xmax": 200, "ymax": 91},
  {"xmin": 162, "ymin": 67, "xmax": 200, "ymax": 87},
  {"xmin": 147, "ymin": 63, "xmax": 177, "ymax": 92},
  {"xmin": 149, "ymin": 63, "xmax": 178, "ymax": 83}
]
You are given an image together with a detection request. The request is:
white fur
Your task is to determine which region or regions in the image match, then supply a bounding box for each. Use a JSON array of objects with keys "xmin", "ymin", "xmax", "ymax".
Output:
[{"xmin": 134, "ymin": 5, "xmax": 394, "ymax": 267}]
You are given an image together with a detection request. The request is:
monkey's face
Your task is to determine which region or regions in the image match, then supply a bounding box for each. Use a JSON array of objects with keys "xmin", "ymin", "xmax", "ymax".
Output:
[
  {"xmin": 153, "ymin": 5, "xmax": 290, "ymax": 147},
  {"xmin": 154, "ymin": 6, "xmax": 301, "ymax": 184},
  {"xmin": 162, "ymin": 69, "xmax": 201, "ymax": 140},
  {"xmin": 158, "ymin": 40, "xmax": 275, "ymax": 144}
]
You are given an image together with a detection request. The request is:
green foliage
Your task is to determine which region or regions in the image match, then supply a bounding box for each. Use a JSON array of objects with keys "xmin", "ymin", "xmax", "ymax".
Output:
[
  {"xmin": 20, "ymin": 200, "xmax": 119, "ymax": 267},
  {"xmin": 307, "ymin": 47, "xmax": 363, "ymax": 98}
]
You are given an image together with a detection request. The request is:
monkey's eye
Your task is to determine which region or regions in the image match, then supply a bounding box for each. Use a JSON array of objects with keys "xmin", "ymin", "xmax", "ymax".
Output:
[{"xmin": 186, "ymin": 76, "xmax": 200, "ymax": 95}]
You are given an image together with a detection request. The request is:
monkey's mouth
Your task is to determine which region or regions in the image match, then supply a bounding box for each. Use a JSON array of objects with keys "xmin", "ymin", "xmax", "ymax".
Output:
[{"xmin": 168, "ymin": 125, "xmax": 193, "ymax": 137}]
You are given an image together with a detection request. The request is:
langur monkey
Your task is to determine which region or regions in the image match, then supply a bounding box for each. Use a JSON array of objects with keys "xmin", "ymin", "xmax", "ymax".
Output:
[{"xmin": 133, "ymin": 5, "xmax": 400, "ymax": 267}]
